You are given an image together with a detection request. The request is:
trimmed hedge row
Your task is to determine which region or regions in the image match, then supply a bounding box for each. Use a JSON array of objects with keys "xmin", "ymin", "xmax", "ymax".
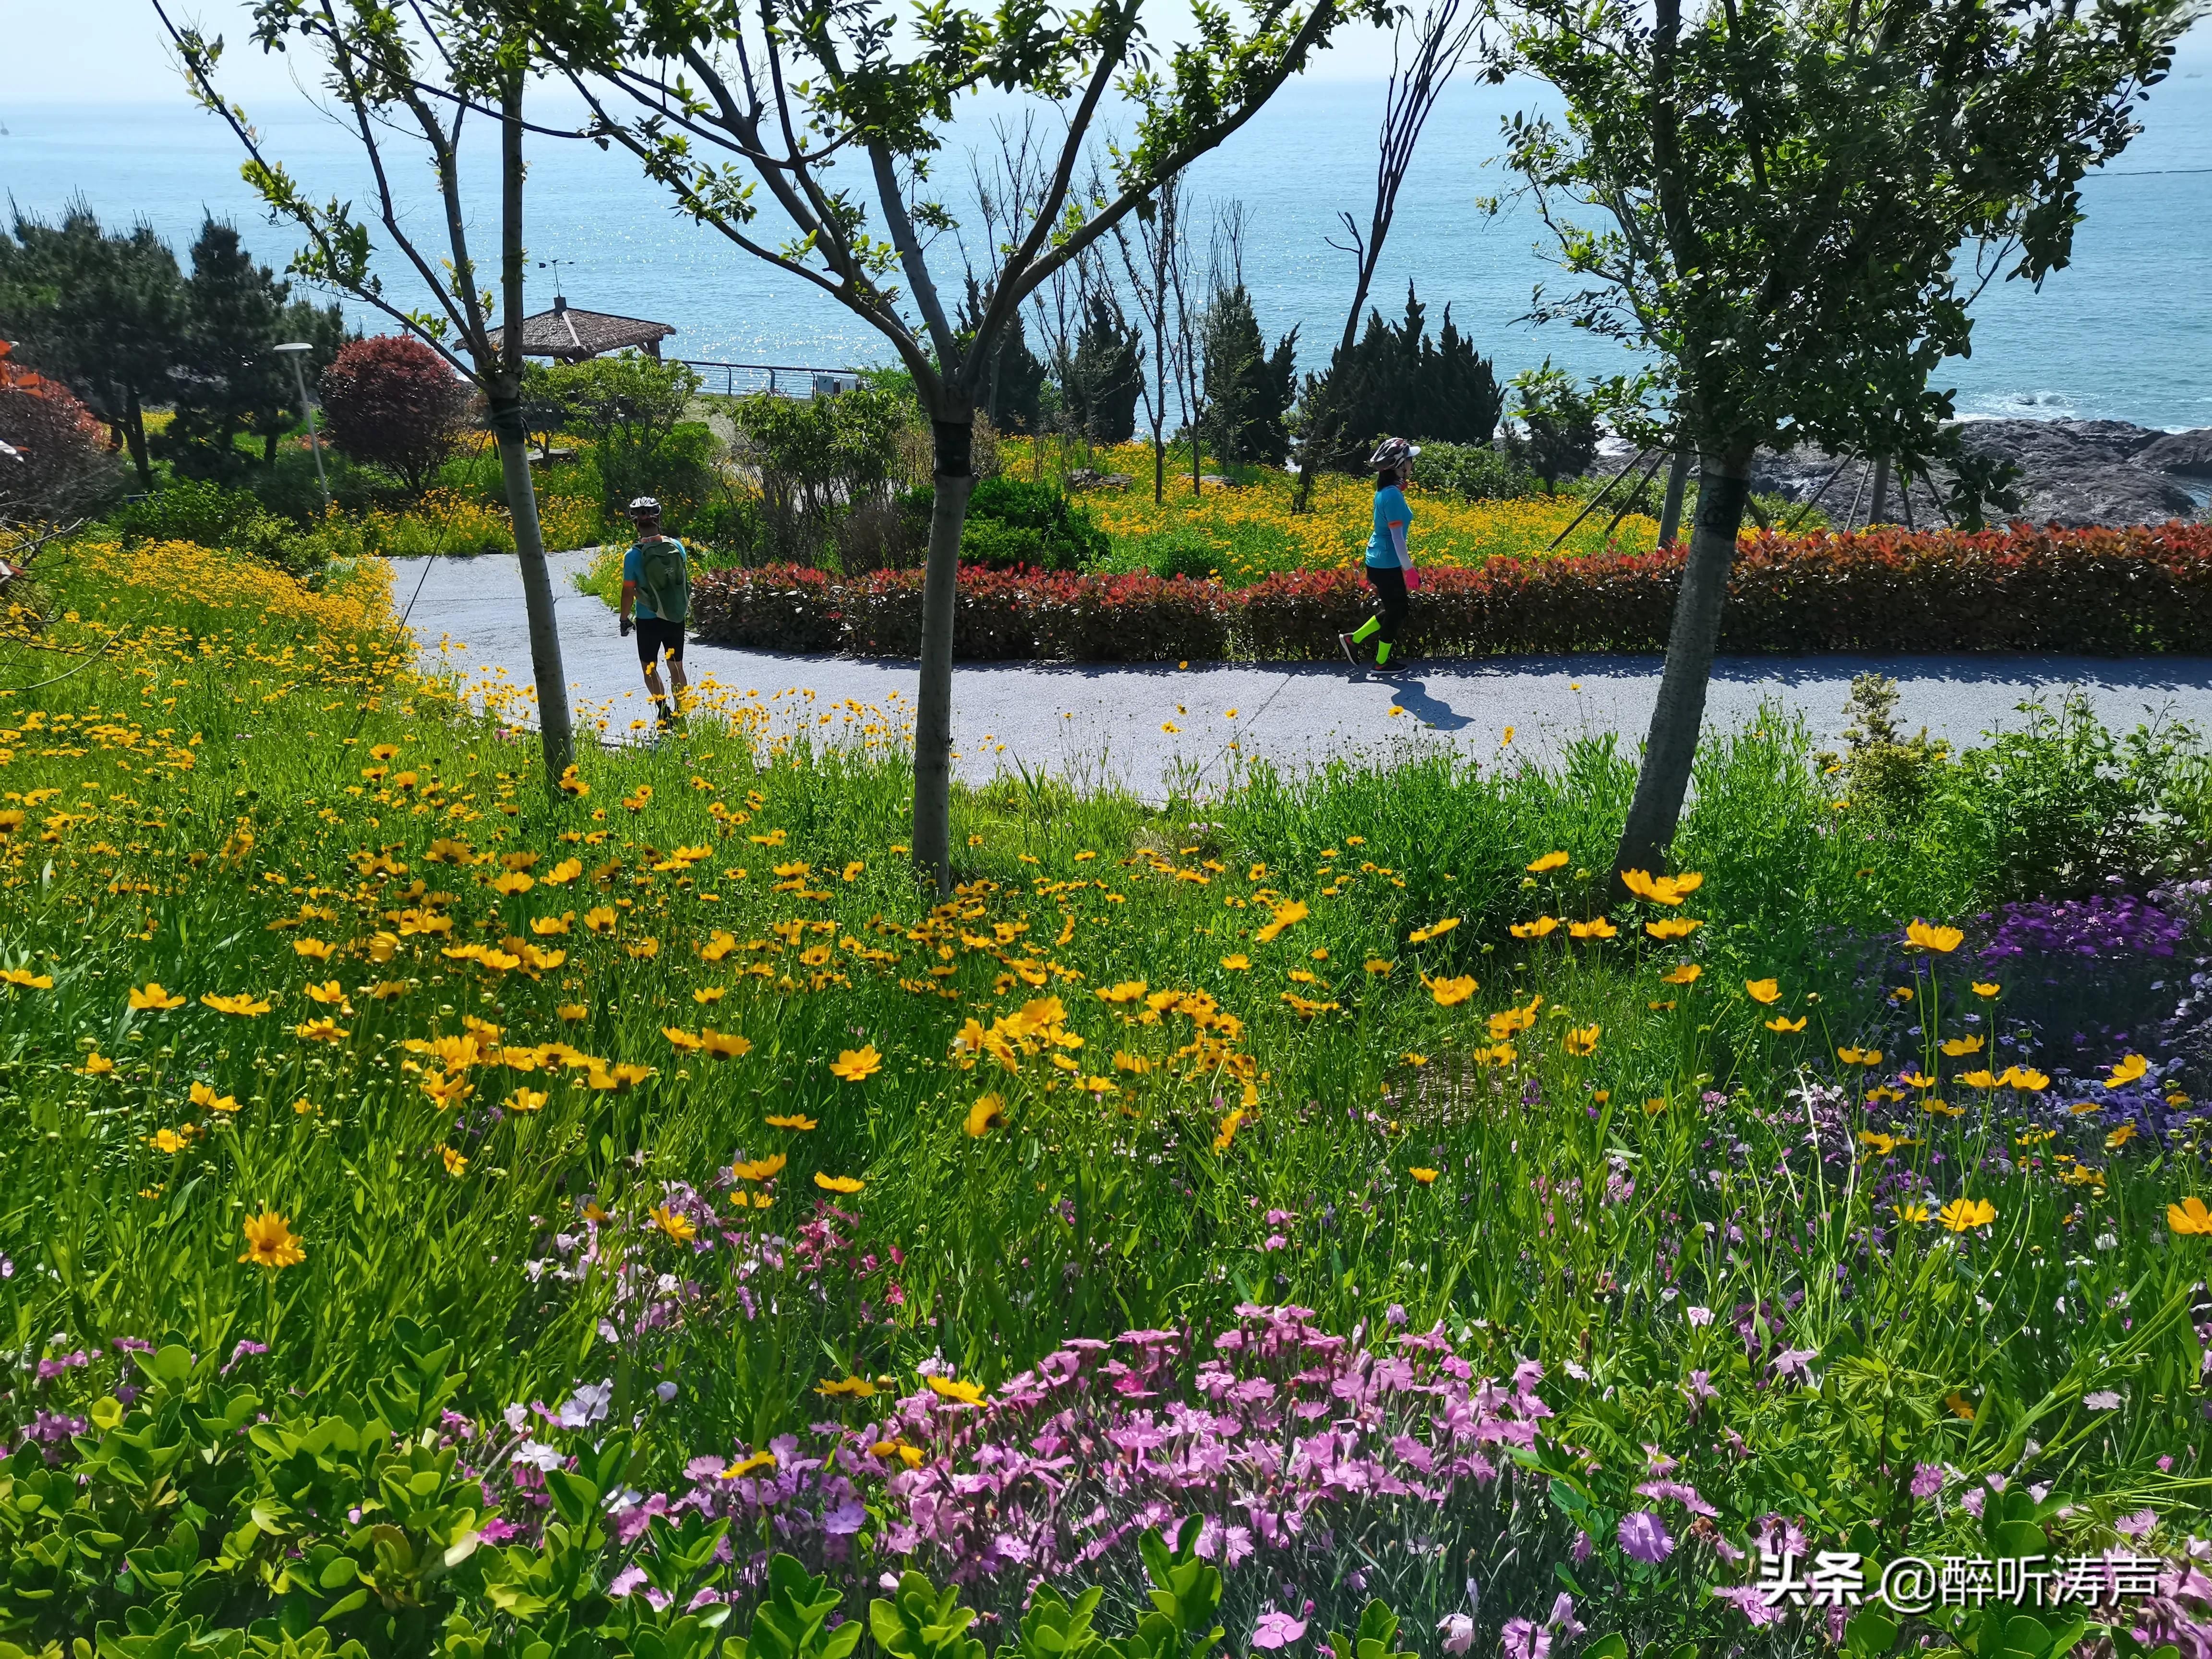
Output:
[{"xmin": 688, "ymin": 521, "xmax": 2212, "ymax": 661}]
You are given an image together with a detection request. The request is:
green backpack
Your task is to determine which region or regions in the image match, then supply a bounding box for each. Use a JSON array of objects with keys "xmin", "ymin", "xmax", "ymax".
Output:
[{"xmin": 633, "ymin": 536, "xmax": 690, "ymax": 624}]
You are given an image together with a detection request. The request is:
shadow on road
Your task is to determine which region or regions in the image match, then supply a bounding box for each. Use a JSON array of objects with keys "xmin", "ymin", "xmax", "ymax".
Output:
[{"xmin": 1387, "ymin": 676, "xmax": 1476, "ymax": 731}]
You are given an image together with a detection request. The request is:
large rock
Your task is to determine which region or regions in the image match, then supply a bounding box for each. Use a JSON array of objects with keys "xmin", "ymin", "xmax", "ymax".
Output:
[
  {"xmin": 2014, "ymin": 467, "xmax": 2198, "ymax": 529},
  {"xmin": 1955, "ymin": 418, "xmax": 2163, "ymax": 470},
  {"xmin": 2136, "ymin": 429, "xmax": 2212, "ymax": 478}
]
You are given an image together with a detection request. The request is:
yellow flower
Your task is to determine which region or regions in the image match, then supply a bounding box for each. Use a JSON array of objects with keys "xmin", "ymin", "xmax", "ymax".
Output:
[
  {"xmin": 557, "ymin": 1003, "xmax": 589, "ymax": 1023},
  {"xmin": 190, "ymin": 1080, "xmax": 240, "ymax": 1114},
  {"xmin": 129, "ymin": 981, "xmax": 187, "ymax": 1011},
  {"xmin": 842, "ymin": 860, "xmax": 865, "ymax": 881},
  {"xmin": 765, "ymin": 1113, "xmax": 817, "ymax": 1131},
  {"xmin": 420, "ymin": 1070, "xmax": 474, "ymax": 1110},
  {"xmin": 650, "ymin": 1204, "xmax": 697, "ymax": 1242},
  {"xmin": 1407, "ymin": 916, "xmax": 1460, "ymax": 944},
  {"xmin": 1960, "ymin": 1070, "xmax": 1999, "ymax": 1090},
  {"xmin": 1905, "ymin": 919, "xmax": 1964, "ymax": 953},
  {"xmin": 82, "ymin": 1052, "xmax": 116, "ymax": 1076},
  {"xmin": 292, "ymin": 938, "xmax": 337, "ymax": 962},
  {"xmin": 1096, "ymin": 980, "xmax": 1150, "ymax": 1004},
  {"xmin": 1765, "ymin": 1015, "xmax": 1807, "ymax": 1033},
  {"xmin": 1940, "ymin": 1035, "xmax": 1984, "ymax": 1057},
  {"xmin": 830, "ymin": 1045, "xmax": 882, "ymax": 1083},
  {"xmin": 543, "ymin": 857, "xmax": 584, "ymax": 885},
  {"xmin": 492, "ymin": 871, "xmax": 535, "ymax": 897},
  {"xmin": 1619, "ymin": 869, "xmax": 1703, "ymax": 906},
  {"xmin": 1428, "ymin": 974, "xmax": 1478, "ymax": 1008},
  {"xmin": 1364, "ymin": 958, "xmax": 1395, "ymax": 974},
  {"xmin": 1213, "ymin": 1109, "xmax": 1247, "ymax": 1154},
  {"xmin": 1254, "ymin": 900, "xmax": 1309, "ymax": 943},
  {"xmin": 1892, "ymin": 1202, "xmax": 1932, "ymax": 1223},
  {"xmin": 1510, "ymin": 915, "xmax": 1560, "ymax": 940},
  {"xmin": 1526, "ymin": 851, "xmax": 1570, "ymax": 874},
  {"xmin": 1743, "ymin": 978, "xmax": 1780, "ymax": 1005},
  {"xmin": 2167, "ymin": 1197, "xmax": 2212, "ymax": 1236},
  {"xmin": 701, "ymin": 1028, "xmax": 752, "ymax": 1060},
  {"xmin": 584, "ymin": 906, "xmax": 618, "ymax": 934},
  {"xmin": 1901, "ymin": 1071, "xmax": 1937, "ymax": 1090},
  {"xmin": 965, "ymin": 1094, "xmax": 1008, "ymax": 1137},
  {"xmin": 1562, "ymin": 1023, "xmax": 1600, "ymax": 1057},
  {"xmin": 926, "ymin": 1376, "xmax": 986, "ymax": 1405},
  {"xmin": 1923, "ymin": 1098, "xmax": 1964, "ymax": 1118},
  {"xmin": 1998, "ymin": 1066, "xmax": 2049, "ymax": 1092},
  {"xmin": 1643, "ymin": 916, "xmax": 1701, "ymax": 940},
  {"xmin": 532, "ymin": 914, "xmax": 573, "ymax": 937},
  {"xmin": 1408, "ymin": 1166, "xmax": 1439, "ymax": 1184},
  {"xmin": 294, "ymin": 1017, "xmax": 349, "ymax": 1044},
  {"xmin": 505, "ymin": 1088, "xmax": 547, "ymax": 1113},
  {"xmin": 441, "ymin": 1145, "xmax": 469, "ymax": 1178},
  {"xmin": 1220, "ymin": 955, "xmax": 1250, "ymax": 971},
  {"xmin": 732, "ymin": 1154, "xmax": 787, "ymax": 1182},
  {"xmin": 817, "ymin": 1376, "xmax": 879, "ymax": 1398},
  {"xmin": 1837, "ymin": 1046, "xmax": 1882, "ymax": 1066},
  {"xmin": 1938, "ymin": 1196, "xmax": 1998, "ymax": 1232},
  {"xmin": 2106, "ymin": 1123, "xmax": 2139, "ymax": 1150},
  {"xmin": 1569, "ymin": 917, "xmax": 1618, "ymax": 939},
  {"xmin": 1971, "ymin": 981, "xmax": 2001, "ymax": 998},
  {"xmin": 238, "ymin": 1210, "xmax": 305, "ymax": 1269},
  {"xmin": 626, "ymin": 938, "xmax": 661, "ymax": 961},
  {"xmin": 201, "ymin": 992, "xmax": 271, "ymax": 1017},
  {"xmin": 305, "ymin": 979, "xmax": 350, "ymax": 1007},
  {"xmin": 1661, "ymin": 963, "xmax": 1702, "ymax": 986},
  {"xmin": 815, "ymin": 1173, "xmax": 865, "ymax": 1195},
  {"xmin": 664, "ymin": 1026, "xmax": 704, "ymax": 1052},
  {"xmin": 2104, "ymin": 1054, "xmax": 2150, "ymax": 1087}
]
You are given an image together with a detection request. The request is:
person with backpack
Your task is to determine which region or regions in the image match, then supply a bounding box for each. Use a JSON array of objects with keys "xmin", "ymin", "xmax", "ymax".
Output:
[
  {"xmin": 1338, "ymin": 437, "xmax": 1421, "ymax": 676},
  {"xmin": 618, "ymin": 496, "xmax": 692, "ymax": 725}
]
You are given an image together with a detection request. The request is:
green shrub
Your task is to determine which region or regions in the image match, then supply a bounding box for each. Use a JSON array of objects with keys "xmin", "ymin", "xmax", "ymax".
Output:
[
  {"xmin": 1146, "ymin": 527, "xmax": 1220, "ymax": 581},
  {"xmin": 1411, "ymin": 440, "xmax": 1536, "ymax": 502}
]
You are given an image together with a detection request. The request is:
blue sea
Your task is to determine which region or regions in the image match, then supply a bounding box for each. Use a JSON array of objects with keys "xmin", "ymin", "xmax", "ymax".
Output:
[{"xmin": 5, "ymin": 52, "xmax": 2210, "ymax": 430}]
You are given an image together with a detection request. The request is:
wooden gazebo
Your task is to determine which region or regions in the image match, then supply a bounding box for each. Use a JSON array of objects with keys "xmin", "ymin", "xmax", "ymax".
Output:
[{"xmin": 488, "ymin": 296, "xmax": 675, "ymax": 363}]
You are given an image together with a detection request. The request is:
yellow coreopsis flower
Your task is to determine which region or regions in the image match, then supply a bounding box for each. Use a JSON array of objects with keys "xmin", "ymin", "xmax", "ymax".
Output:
[
  {"xmin": 1407, "ymin": 916, "xmax": 1461, "ymax": 944},
  {"xmin": 1892, "ymin": 1202, "xmax": 1932, "ymax": 1223},
  {"xmin": 557, "ymin": 1003, "xmax": 589, "ymax": 1022},
  {"xmin": 2167, "ymin": 1197, "xmax": 2212, "ymax": 1236},
  {"xmin": 1905, "ymin": 920, "xmax": 1964, "ymax": 953},
  {"xmin": 2104, "ymin": 1054, "xmax": 2150, "ymax": 1087},
  {"xmin": 1, "ymin": 965, "xmax": 55, "ymax": 990},
  {"xmin": 1765, "ymin": 1015, "xmax": 1808, "ymax": 1033},
  {"xmin": 815, "ymin": 1173, "xmax": 865, "ymax": 1194},
  {"xmin": 1562, "ymin": 1024, "xmax": 1600, "ymax": 1057},
  {"xmin": 1837, "ymin": 1046, "xmax": 1882, "ymax": 1066},
  {"xmin": 441, "ymin": 1146, "xmax": 469, "ymax": 1178},
  {"xmin": 1744, "ymin": 978, "xmax": 1780, "ymax": 1005},
  {"xmin": 189, "ymin": 1080, "xmax": 240, "ymax": 1114},
  {"xmin": 292, "ymin": 938, "xmax": 337, "ymax": 962},
  {"xmin": 1661, "ymin": 963, "xmax": 1702, "ymax": 986},
  {"xmin": 732, "ymin": 1154, "xmax": 787, "ymax": 1182},
  {"xmin": 965, "ymin": 1094, "xmax": 1007, "ymax": 1137},
  {"xmin": 1408, "ymin": 1166, "xmax": 1439, "ymax": 1184},
  {"xmin": 1220, "ymin": 954, "xmax": 1251, "ymax": 971},
  {"xmin": 926, "ymin": 1375, "xmax": 986, "ymax": 1405},
  {"xmin": 82, "ymin": 1052, "xmax": 116, "ymax": 1076},
  {"xmin": 2107, "ymin": 1123, "xmax": 2139, "ymax": 1150},
  {"xmin": 1254, "ymin": 900, "xmax": 1309, "ymax": 943},
  {"xmin": 829, "ymin": 1045, "xmax": 882, "ymax": 1082},
  {"xmin": 1644, "ymin": 916, "xmax": 1701, "ymax": 940},
  {"xmin": 817, "ymin": 1376, "xmax": 878, "ymax": 1398},
  {"xmin": 1970, "ymin": 981, "xmax": 2001, "ymax": 998},
  {"xmin": 649, "ymin": 1204, "xmax": 697, "ymax": 1242},
  {"xmin": 583, "ymin": 907, "xmax": 618, "ymax": 934},
  {"xmin": 1428, "ymin": 974, "xmax": 1478, "ymax": 1007},
  {"xmin": 129, "ymin": 982, "xmax": 187, "ymax": 1010},
  {"xmin": 294, "ymin": 1018, "xmax": 349, "ymax": 1044},
  {"xmin": 1938, "ymin": 1196, "xmax": 1998, "ymax": 1232},
  {"xmin": 1510, "ymin": 916, "xmax": 1560, "ymax": 940},
  {"xmin": 201, "ymin": 992, "xmax": 271, "ymax": 1017},
  {"xmin": 1940, "ymin": 1035, "xmax": 1984, "ymax": 1057},
  {"xmin": 1525, "ymin": 851, "xmax": 1570, "ymax": 875},
  {"xmin": 1569, "ymin": 917, "xmax": 1619, "ymax": 939},
  {"xmin": 505, "ymin": 1089, "xmax": 547, "ymax": 1113},
  {"xmin": 1096, "ymin": 980, "xmax": 1150, "ymax": 1004},
  {"xmin": 238, "ymin": 1210, "xmax": 305, "ymax": 1269},
  {"xmin": 764, "ymin": 1113, "xmax": 817, "ymax": 1130}
]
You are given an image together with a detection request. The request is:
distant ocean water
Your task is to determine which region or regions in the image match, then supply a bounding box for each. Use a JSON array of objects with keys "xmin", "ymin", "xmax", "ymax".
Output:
[{"xmin": 5, "ymin": 61, "xmax": 2210, "ymax": 430}]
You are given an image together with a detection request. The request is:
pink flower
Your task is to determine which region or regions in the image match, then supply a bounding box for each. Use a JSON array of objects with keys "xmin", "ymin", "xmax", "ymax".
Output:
[
  {"xmin": 1618, "ymin": 1510, "xmax": 1675, "ymax": 1563},
  {"xmin": 1910, "ymin": 1463, "xmax": 1945, "ymax": 1499},
  {"xmin": 1500, "ymin": 1619, "xmax": 1551, "ymax": 1659},
  {"xmin": 1686, "ymin": 1306, "xmax": 1713, "ymax": 1326},
  {"xmin": 1439, "ymin": 1615, "xmax": 1476, "ymax": 1655},
  {"xmin": 2117, "ymin": 1508, "xmax": 2157, "ymax": 1540},
  {"xmin": 1252, "ymin": 1612, "xmax": 1308, "ymax": 1650}
]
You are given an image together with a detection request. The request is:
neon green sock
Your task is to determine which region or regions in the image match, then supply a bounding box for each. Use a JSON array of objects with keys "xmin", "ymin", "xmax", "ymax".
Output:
[
  {"xmin": 1351, "ymin": 618, "xmax": 1381, "ymax": 644},
  {"xmin": 1375, "ymin": 640, "xmax": 1393, "ymax": 665}
]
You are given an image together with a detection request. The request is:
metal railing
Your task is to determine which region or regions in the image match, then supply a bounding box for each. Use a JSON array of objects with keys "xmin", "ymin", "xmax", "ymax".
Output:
[{"xmin": 676, "ymin": 360, "xmax": 868, "ymax": 399}]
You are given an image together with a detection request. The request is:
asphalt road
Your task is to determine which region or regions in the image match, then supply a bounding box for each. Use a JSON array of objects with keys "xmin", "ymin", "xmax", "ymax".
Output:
[{"xmin": 390, "ymin": 550, "xmax": 2212, "ymax": 796}]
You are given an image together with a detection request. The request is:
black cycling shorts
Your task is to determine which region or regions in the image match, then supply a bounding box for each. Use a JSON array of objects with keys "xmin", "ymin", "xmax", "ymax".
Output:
[{"xmin": 634, "ymin": 616, "xmax": 685, "ymax": 665}]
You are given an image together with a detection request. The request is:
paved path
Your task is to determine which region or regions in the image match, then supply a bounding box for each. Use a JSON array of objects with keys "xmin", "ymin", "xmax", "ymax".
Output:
[{"xmin": 392, "ymin": 551, "xmax": 2212, "ymax": 796}]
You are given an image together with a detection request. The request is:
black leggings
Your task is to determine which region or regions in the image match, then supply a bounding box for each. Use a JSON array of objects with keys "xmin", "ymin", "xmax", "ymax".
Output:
[{"xmin": 1366, "ymin": 562, "xmax": 1409, "ymax": 643}]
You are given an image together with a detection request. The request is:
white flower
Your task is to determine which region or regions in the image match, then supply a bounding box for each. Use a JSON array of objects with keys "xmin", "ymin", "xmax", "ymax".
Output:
[
  {"xmin": 512, "ymin": 1439, "xmax": 562, "ymax": 1471},
  {"xmin": 1439, "ymin": 1616, "xmax": 1475, "ymax": 1656},
  {"xmin": 2085, "ymin": 1390, "xmax": 2124, "ymax": 1410}
]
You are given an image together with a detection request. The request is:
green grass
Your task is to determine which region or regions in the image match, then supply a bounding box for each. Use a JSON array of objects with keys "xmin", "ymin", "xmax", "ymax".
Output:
[{"xmin": 2, "ymin": 532, "xmax": 2210, "ymax": 1650}]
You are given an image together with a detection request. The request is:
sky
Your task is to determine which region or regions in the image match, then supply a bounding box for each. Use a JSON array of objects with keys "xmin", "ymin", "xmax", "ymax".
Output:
[{"xmin": 2, "ymin": 0, "xmax": 1431, "ymax": 108}]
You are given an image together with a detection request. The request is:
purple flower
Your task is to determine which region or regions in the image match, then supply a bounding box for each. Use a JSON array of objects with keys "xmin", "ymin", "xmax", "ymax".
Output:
[
  {"xmin": 1618, "ymin": 1510, "xmax": 1675, "ymax": 1564},
  {"xmin": 1910, "ymin": 1463, "xmax": 1945, "ymax": 1499},
  {"xmin": 1252, "ymin": 1612, "xmax": 1308, "ymax": 1650},
  {"xmin": 1439, "ymin": 1615, "xmax": 1476, "ymax": 1655},
  {"xmin": 1500, "ymin": 1619, "xmax": 1551, "ymax": 1659}
]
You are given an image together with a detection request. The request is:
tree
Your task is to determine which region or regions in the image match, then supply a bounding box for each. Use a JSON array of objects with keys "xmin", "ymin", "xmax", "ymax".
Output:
[
  {"xmin": 1290, "ymin": 0, "xmax": 1484, "ymax": 512},
  {"xmin": 1200, "ymin": 284, "xmax": 1297, "ymax": 468},
  {"xmin": 164, "ymin": 218, "xmax": 291, "ymax": 481},
  {"xmin": 319, "ymin": 336, "xmax": 471, "ymax": 498},
  {"xmin": 1062, "ymin": 292, "xmax": 1144, "ymax": 446},
  {"xmin": 536, "ymin": 352, "xmax": 703, "ymax": 516},
  {"xmin": 0, "ymin": 205, "xmax": 185, "ymax": 487},
  {"xmin": 1502, "ymin": 360, "xmax": 1598, "ymax": 489},
  {"xmin": 160, "ymin": 0, "xmax": 577, "ymax": 794},
  {"xmin": 1302, "ymin": 285, "xmax": 1502, "ymax": 470},
  {"xmin": 1495, "ymin": 0, "xmax": 2194, "ymax": 883},
  {"xmin": 0, "ymin": 341, "xmax": 124, "ymax": 528},
  {"xmin": 957, "ymin": 279, "xmax": 1047, "ymax": 437},
  {"xmin": 250, "ymin": 296, "xmax": 349, "ymax": 467},
  {"xmin": 529, "ymin": 0, "xmax": 1382, "ymax": 888},
  {"xmin": 1109, "ymin": 172, "xmax": 1193, "ymax": 504}
]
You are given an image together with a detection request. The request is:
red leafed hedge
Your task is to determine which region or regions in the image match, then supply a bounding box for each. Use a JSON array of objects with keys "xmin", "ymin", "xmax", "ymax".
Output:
[{"xmin": 688, "ymin": 521, "xmax": 2212, "ymax": 662}]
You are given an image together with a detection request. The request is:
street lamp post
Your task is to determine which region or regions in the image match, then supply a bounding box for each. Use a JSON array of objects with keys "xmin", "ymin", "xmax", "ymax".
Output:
[{"xmin": 273, "ymin": 342, "xmax": 329, "ymax": 508}]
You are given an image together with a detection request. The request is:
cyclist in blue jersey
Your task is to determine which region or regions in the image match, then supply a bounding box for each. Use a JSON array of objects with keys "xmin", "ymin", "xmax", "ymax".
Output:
[{"xmin": 1339, "ymin": 437, "xmax": 1419, "ymax": 675}]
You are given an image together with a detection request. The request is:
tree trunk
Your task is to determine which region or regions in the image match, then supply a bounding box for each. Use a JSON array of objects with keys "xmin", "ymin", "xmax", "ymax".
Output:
[
  {"xmin": 1611, "ymin": 446, "xmax": 1753, "ymax": 884},
  {"xmin": 1657, "ymin": 449, "xmax": 1690, "ymax": 548},
  {"xmin": 122, "ymin": 386, "xmax": 152, "ymax": 488},
  {"xmin": 913, "ymin": 415, "xmax": 974, "ymax": 892},
  {"xmin": 1868, "ymin": 456, "xmax": 1891, "ymax": 526},
  {"xmin": 493, "ymin": 66, "xmax": 575, "ymax": 798}
]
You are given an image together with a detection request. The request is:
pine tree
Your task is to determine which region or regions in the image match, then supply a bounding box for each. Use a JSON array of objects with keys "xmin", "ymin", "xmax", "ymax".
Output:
[
  {"xmin": 1200, "ymin": 285, "xmax": 1297, "ymax": 467},
  {"xmin": 165, "ymin": 219, "xmax": 291, "ymax": 480},
  {"xmin": 1062, "ymin": 293, "xmax": 1142, "ymax": 445},
  {"xmin": 1299, "ymin": 283, "xmax": 1501, "ymax": 472},
  {"xmin": 957, "ymin": 277, "xmax": 1046, "ymax": 436}
]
